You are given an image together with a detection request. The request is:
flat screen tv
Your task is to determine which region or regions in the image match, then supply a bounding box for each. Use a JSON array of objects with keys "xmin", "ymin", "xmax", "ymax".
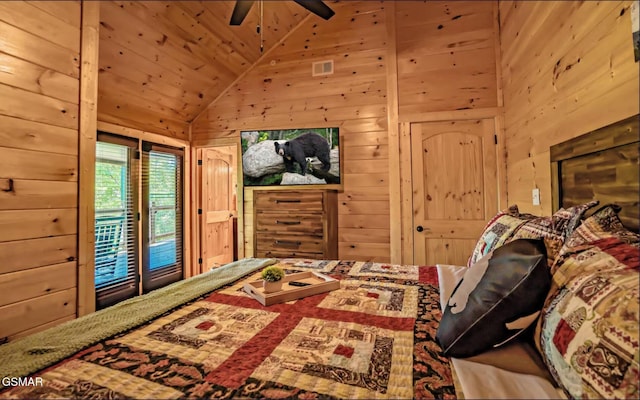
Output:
[{"xmin": 241, "ymin": 128, "xmax": 341, "ymax": 187}]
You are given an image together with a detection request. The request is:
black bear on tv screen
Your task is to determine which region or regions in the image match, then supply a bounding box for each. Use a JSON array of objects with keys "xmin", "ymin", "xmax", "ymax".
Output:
[{"xmin": 274, "ymin": 132, "xmax": 331, "ymax": 176}]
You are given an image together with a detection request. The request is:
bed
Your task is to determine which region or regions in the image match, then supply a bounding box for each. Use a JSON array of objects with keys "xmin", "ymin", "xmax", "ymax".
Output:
[
  {"xmin": 0, "ymin": 116, "xmax": 638, "ymax": 399},
  {"xmin": 0, "ymin": 258, "xmax": 456, "ymax": 399},
  {"xmin": 0, "ymin": 256, "xmax": 566, "ymax": 399}
]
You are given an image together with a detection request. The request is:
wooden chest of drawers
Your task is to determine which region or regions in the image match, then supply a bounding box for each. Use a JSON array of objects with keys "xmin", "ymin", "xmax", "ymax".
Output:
[{"xmin": 253, "ymin": 190, "xmax": 337, "ymax": 259}]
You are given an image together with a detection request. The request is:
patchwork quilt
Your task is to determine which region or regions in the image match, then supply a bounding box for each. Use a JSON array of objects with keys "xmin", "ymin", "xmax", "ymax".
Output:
[{"xmin": 0, "ymin": 259, "xmax": 455, "ymax": 399}]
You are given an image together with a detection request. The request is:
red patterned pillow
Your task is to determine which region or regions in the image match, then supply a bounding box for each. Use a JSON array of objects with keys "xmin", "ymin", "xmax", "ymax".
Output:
[
  {"xmin": 535, "ymin": 205, "xmax": 640, "ymax": 399},
  {"xmin": 551, "ymin": 204, "xmax": 640, "ymax": 275}
]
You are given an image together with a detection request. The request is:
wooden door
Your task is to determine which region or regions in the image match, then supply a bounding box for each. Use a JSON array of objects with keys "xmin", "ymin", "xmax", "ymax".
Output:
[
  {"xmin": 411, "ymin": 119, "xmax": 498, "ymax": 266},
  {"xmin": 200, "ymin": 147, "xmax": 236, "ymax": 272}
]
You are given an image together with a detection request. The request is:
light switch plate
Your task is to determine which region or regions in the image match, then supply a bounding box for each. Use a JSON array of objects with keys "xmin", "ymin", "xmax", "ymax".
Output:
[{"xmin": 532, "ymin": 188, "xmax": 541, "ymax": 206}]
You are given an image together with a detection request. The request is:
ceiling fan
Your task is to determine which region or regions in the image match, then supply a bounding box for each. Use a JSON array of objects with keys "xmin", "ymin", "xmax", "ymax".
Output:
[{"xmin": 230, "ymin": 0, "xmax": 335, "ymax": 26}]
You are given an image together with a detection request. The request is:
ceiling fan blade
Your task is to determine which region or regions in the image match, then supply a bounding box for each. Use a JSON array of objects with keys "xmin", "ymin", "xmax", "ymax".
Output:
[
  {"xmin": 230, "ymin": 0, "xmax": 255, "ymax": 25},
  {"xmin": 293, "ymin": 0, "xmax": 335, "ymax": 20}
]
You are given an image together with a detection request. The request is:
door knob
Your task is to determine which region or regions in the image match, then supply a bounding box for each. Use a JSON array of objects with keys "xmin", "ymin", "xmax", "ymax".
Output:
[{"xmin": 416, "ymin": 225, "xmax": 424, "ymax": 232}]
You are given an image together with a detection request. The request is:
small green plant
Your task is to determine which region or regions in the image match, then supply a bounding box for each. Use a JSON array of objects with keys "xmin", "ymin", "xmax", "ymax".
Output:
[{"xmin": 261, "ymin": 266, "xmax": 285, "ymax": 282}]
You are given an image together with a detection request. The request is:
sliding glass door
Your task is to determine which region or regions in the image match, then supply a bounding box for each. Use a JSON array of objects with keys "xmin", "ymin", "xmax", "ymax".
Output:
[
  {"xmin": 95, "ymin": 134, "xmax": 183, "ymax": 309},
  {"xmin": 94, "ymin": 134, "xmax": 138, "ymax": 309},
  {"xmin": 142, "ymin": 143, "xmax": 184, "ymax": 292}
]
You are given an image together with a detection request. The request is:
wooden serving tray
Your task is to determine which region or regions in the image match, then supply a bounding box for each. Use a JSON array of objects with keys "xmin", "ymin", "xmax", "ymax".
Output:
[{"xmin": 243, "ymin": 271, "xmax": 340, "ymax": 306}]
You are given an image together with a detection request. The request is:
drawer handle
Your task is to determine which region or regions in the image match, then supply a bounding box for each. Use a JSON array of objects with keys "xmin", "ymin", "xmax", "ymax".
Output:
[
  {"xmin": 275, "ymin": 199, "xmax": 301, "ymax": 203},
  {"xmin": 275, "ymin": 240, "xmax": 302, "ymax": 246},
  {"xmin": 276, "ymin": 220, "xmax": 301, "ymax": 225}
]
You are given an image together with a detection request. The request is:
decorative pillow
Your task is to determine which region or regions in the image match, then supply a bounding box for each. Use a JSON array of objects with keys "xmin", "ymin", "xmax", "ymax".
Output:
[
  {"xmin": 551, "ymin": 204, "xmax": 640, "ymax": 275},
  {"xmin": 538, "ymin": 267, "xmax": 639, "ymax": 399},
  {"xmin": 468, "ymin": 201, "xmax": 599, "ymax": 268},
  {"xmin": 534, "ymin": 204, "xmax": 640, "ymax": 399},
  {"xmin": 560, "ymin": 204, "xmax": 638, "ymax": 249},
  {"xmin": 536, "ymin": 206, "xmax": 639, "ymax": 343},
  {"xmin": 551, "ymin": 237, "xmax": 640, "ymax": 291},
  {"xmin": 551, "ymin": 200, "xmax": 602, "ymax": 241},
  {"xmin": 437, "ymin": 239, "xmax": 550, "ymax": 358},
  {"xmin": 507, "ymin": 200, "xmax": 600, "ymax": 267},
  {"xmin": 467, "ymin": 205, "xmax": 532, "ymax": 267}
]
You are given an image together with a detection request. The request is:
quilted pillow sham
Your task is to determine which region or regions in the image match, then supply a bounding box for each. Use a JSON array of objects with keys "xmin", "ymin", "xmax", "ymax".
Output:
[
  {"xmin": 468, "ymin": 201, "xmax": 599, "ymax": 268},
  {"xmin": 437, "ymin": 239, "xmax": 550, "ymax": 358},
  {"xmin": 538, "ymin": 259, "xmax": 639, "ymax": 399},
  {"xmin": 507, "ymin": 200, "xmax": 600, "ymax": 267},
  {"xmin": 535, "ymin": 204, "xmax": 640, "ymax": 399},
  {"xmin": 467, "ymin": 205, "xmax": 530, "ymax": 267},
  {"xmin": 549, "ymin": 204, "xmax": 639, "ymax": 278}
]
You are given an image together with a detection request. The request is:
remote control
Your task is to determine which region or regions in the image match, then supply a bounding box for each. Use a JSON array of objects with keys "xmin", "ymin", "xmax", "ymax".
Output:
[{"xmin": 289, "ymin": 281, "xmax": 311, "ymax": 287}]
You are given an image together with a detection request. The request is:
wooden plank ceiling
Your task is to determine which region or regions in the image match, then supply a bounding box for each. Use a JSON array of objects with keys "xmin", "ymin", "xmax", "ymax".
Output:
[{"xmin": 97, "ymin": 1, "xmax": 310, "ymax": 138}]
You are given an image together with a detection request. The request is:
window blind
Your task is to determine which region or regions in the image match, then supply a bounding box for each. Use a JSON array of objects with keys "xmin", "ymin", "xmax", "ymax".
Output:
[
  {"xmin": 95, "ymin": 135, "xmax": 139, "ymax": 309},
  {"xmin": 141, "ymin": 142, "xmax": 184, "ymax": 292}
]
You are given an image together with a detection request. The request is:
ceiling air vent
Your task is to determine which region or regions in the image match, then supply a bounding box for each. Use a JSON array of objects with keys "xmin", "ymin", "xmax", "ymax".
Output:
[{"xmin": 312, "ymin": 60, "xmax": 334, "ymax": 76}]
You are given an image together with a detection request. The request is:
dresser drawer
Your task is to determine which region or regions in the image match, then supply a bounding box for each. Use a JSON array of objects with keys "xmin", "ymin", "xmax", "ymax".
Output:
[
  {"xmin": 256, "ymin": 250, "xmax": 323, "ymax": 259},
  {"xmin": 256, "ymin": 233, "xmax": 324, "ymax": 254},
  {"xmin": 253, "ymin": 190, "xmax": 337, "ymax": 259},
  {"xmin": 254, "ymin": 191, "xmax": 324, "ymax": 211},
  {"xmin": 255, "ymin": 212, "xmax": 323, "ymax": 234}
]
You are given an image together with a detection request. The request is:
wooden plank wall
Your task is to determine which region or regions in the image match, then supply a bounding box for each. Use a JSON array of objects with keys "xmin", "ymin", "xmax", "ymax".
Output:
[
  {"xmin": 96, "ymin": 1, "xmax": 192, "ymax": 140},
  {"xmin": 0, "ymin": 1, "xmax": 81, "ymax": 340},
  {"xmin": 500, "ymin": 1, "xmax": 640, "ymax": 214},
  {"xmin": 192, "ymin": 1, "xmax": 391, "ymax": 262},
  {"xmin": 395, "ymin": 1, "xmax": 498, "ymax": 117}
]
